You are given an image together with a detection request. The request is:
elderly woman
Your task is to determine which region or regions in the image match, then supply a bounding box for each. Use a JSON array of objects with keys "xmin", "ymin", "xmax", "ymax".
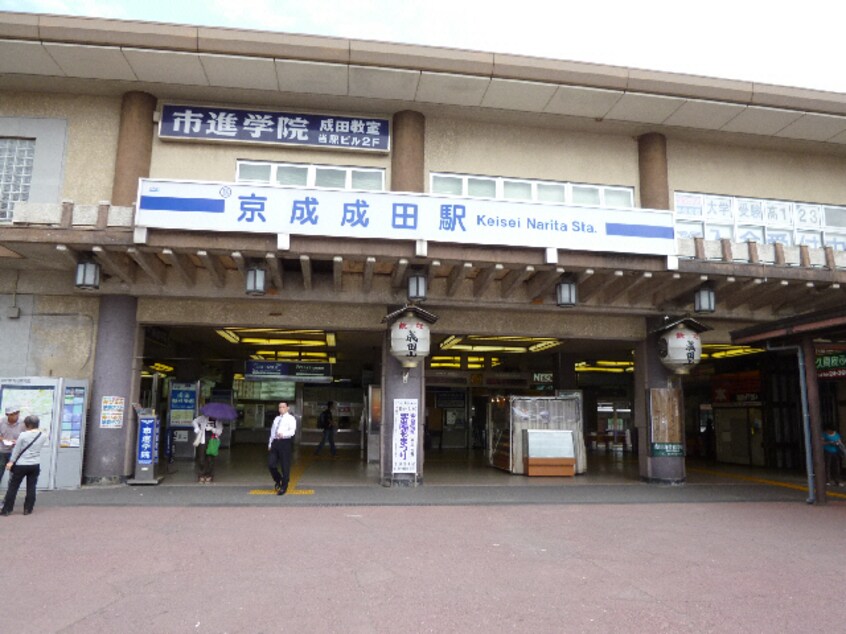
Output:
[{"xmin": 1, "ymin": 415, "xmax": 48, "ymax": 516}]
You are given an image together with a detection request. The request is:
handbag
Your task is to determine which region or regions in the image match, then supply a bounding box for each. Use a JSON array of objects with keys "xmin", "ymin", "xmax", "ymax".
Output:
[{"xmin": 206, "ymin": 436, "xmax": 220, "ymax": 456}]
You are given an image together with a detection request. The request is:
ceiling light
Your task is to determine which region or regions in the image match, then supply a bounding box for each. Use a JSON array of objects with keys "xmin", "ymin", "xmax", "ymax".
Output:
[
  {"xmin": 556, "ymin": 278, "xmax": 577, "ymax": 307},
  {"xmin": 75, "ymin": 259, "xmax": 100, "ymax": 290}
]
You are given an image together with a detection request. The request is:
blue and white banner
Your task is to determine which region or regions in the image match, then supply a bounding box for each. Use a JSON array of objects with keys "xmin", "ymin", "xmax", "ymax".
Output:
[
  {"xmin": 137, "ymin": 178, "xmax": 676, "ymax": 256},
  {"xmin": 158, "ymin": 104, "xmax": 390, "ymax": 152}
]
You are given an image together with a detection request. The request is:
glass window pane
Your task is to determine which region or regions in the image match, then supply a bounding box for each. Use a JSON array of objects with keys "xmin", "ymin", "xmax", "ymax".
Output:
[
  {"xmin": 432, "ymin": 175, "xmax": 463, "ymax": 195},
  {"xmin": 824, "ymin": 206, "xmax": 846, "ymax": 228},
  {"xmin": 675, "ymin": 222, "xmax": 704, "ymax": 239},
  {"xmin": 737, "ymin": 226, "xmax": 764, "ymax": 243},
  {"xmin": 825, "ymin": 233, "xmax": 846, "ymax": 251},
  {"xmin": 537, "ymin": 183, "xmax": 566, "ymax": 203},
  {"xmin": 467, "ymin": 177, "xmax": 496, "ymax": 198},
  {"xmin": 604, "ymin": 188, "xmax": 633, "ymax": 208},
  {"xmin": 706, "ymin": 224, "xmax": 734, "ymax": 240},
  {"xmin": 351, "ymin": 170, "xmax": 384, "ymax": 191},
  {"xmin": 315, "ymin": 168, "xmax": 347, "ymax": 188},
  {"xmin": 797, "ymin": 231, "xmax": 823, "ymax": 249},
  {"xmin": 275, "ymin": 165, "xmax": 308, "ymax": 186},
  {"xmin": 572, "ymin": 185, "xmax": 600, "ymax": 205},
  {"xmin": 503, "ymin": 180, "xmax": 532, "ymax": 200},
  {"xmin": 765, "ymin": 230, "xmax": 793, "ymax": 246},
  {"xmin": 238, "ymin": 163, "xmax": 271, "ymax": 182}
]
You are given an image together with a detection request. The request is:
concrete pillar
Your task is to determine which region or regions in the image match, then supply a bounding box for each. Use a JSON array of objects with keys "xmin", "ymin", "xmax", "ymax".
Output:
[
  {"xmin": 552, "ymin": 352, "xmax": 578, "ymax": 390},
  {"xmin": 638, "ymin": 132, "xmax": 670, "ymax": 210},
  {"xmin": 380, "ymin": 331, "xmax": 425, "ymax": 486},
  {"xmin": 84, "ymin": 296, "xmax": 143, "ymax": 483},
  {"xmin": 111, "ymin": 91, "xmax": 157, "ymax": 206},
  {"xmin": 633, "ymin": 318, "xmax": 685, "ymax": 483},
  {"xmin": 802, "ymin": 335, "xmax": 827, "ymax": 503},
  {"xmin": 391, "ymin": 110, "xmax": 425, "ymax": 193}
]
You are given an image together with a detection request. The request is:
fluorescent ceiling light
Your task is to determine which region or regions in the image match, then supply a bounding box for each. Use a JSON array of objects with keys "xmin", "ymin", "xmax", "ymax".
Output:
[{"xmin": 216, "ymin": 329, "xmax": 240, "ymax": 343}]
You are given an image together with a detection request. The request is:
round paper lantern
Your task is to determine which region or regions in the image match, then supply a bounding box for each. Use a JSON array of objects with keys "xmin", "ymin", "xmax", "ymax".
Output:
[
  {"xmin": 389, "ymin": 311, "xmax": 431, "ymax": 368},
  {"xmin": 658, "ymin": 324, "xmax": 701, "ymax": 374}
]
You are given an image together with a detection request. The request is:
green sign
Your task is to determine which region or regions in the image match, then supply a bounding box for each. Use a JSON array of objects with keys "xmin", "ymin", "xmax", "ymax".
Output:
[{"xmin": 651, "ymin": 442, "xmax": 684, "ymax": 457}]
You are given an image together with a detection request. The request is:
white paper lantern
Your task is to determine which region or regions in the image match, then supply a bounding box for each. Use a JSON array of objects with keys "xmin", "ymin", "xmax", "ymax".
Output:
[
  {"xmin": 389, "ymin": 311, "xmax": 431, "ymax": 368},
  {"xmin": 658, "ymin": 323, "xmax": 702, "ymax": 374}
]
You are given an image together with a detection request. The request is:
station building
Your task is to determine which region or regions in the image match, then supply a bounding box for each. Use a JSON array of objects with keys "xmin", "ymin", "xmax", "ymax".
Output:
[{"xmin": 2, "ymin": 11, "xmax": 846, "ymax": 497}]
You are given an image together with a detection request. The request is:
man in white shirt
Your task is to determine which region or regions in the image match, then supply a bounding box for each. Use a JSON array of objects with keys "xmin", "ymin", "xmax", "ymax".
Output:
[
  {"xmin": 0, "ymin": 406, "xmax": 22, "ymax": 485},
  {"xmin": 268, "ymin": 401, "xmax": 297, "ymax": 495}
]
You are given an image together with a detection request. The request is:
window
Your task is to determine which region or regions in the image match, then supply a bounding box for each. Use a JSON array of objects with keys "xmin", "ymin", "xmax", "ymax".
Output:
[
  {"xmin": 430, "ymin": 172, "xmax": 634, "ymax": 208},
  {"xmin": 237, "ymin": 161, "xmax": 385, "ymax": 191},
  {"xmin": 0, "ymin": 138, "xmax": 35, "ymax": 220},
  {"xmin": 674, "ymin": 191, "xmax": 846, "ymax": 251}
]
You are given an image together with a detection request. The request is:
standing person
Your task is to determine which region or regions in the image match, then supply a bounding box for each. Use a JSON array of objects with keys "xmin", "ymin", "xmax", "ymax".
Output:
[
  {"xmin": 314, "ymin": 400, "xmax": 337, "ymax": 457},
  {"xmin": 1, "ymin": 415, "xmax": 48, "ymax": 516},
  {"xmin": 268, "ymin": 401, "xmax": 297, "ymax": 495},
  {"xmin": 822, "ymin": 425, "xmax": 844, "ymax": 487},
  {"xmin": 192, "ymin": 413, "xmax": 223, "ymax": 483},
  {"xmin": 0, "ymin": 406, "xmax": 23, "ymax": 486}
]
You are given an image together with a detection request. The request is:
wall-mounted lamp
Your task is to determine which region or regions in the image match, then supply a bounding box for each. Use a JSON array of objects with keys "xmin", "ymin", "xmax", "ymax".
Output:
[
  {"xmin": 555, "ymin": 278, "xmax": 577, "ymax": 307},
  {"xmin": 694, "ymin": 283, "xmax": 716, "ymax": 314},
  {"xmin": 408, "ymin": 271, "xmax": 427, "ymax": 303},
  {"xmin": 245, "ymin": 264, "xmax": 266, "ymax": 296},
  {"xmin": 75, "ymin": 259, "xmax": 100, "ymax": 290}
]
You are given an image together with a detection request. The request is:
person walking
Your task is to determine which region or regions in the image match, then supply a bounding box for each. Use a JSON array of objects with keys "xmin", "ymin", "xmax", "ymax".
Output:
[
  {"xmin": 823, "ymin": 425, "xmax": 844, "ymax": 487},
  {"xmin": 1, "ymin": 415, "xmax": 48, "ymax": 516},
  {"xmin": 192, "ymin": 413, "xmax": 223, "ymax": 483},
  {"xmin": 268, "ymin": 400, "xmax": 297, "ymax": 495},
  {"xmin": 314, "ymin": 400, "xmax": 337, "ymax": 457},
  {"xmin": 0, "ymin": 406, "xmax": 23, "ymax": 486}
]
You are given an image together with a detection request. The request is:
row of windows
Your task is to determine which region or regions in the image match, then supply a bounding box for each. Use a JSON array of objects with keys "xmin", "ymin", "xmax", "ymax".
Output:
[
  {"xmin": 674, "ymin": 192, "xmax": 846, "ymax": 250},
  {"xmin": 237, "ymin": 161, "xmax": 384, "ymax": 191}
]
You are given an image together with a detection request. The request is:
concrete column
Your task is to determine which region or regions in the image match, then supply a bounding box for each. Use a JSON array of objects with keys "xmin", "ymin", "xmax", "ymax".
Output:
[
  {"xmin": 638, "ymin": 132, "xmax": 670, "ymax": 210},
  {"xmin": 84, "ymin": 296, "xmax": 142, "ymax": 484},
  {"xmin": 111, "ymin": 91, "xmax": 157, "ymax": 206},
  {"xmin": 552, "ymin": 352, "xmax": 578, "ymax": 390},
  {"xmin": 802, "ymin": 335, "xmax": 827, "ymax": 503},
  {"xmin": 391, "ymin": 110, "xmax": 425, "ymax": 193},
  {"xmin": 633, "ymin": 319, "xmax": 685, "ymax": 483},
  {"xmin": 380, "ymin": 331, "xmax": 425, "ymax": 486}
]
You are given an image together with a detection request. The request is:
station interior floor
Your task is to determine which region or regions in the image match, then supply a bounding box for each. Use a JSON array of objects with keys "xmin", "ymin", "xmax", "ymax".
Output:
[{"xmin": 159, "ymin": 442, "xmax": 818, "ymax": 493}]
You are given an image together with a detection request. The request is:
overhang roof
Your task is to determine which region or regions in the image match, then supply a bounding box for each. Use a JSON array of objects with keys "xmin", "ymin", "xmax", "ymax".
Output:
[
  {"xmin": 732, "ymin": 305, "xmax": 846, "ymax": 345},
  {"xmin": 4, "ymin": 11, "xmax": 846, "ymax": 149}
]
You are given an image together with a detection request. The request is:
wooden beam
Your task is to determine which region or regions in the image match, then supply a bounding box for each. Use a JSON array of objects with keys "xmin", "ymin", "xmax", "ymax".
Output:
[
  {"xmin": 500, "ymin": 265, "xmax": 534, "ymax": 298},
  {"xmin": 333, "ymin": 256, "xmax": 343, "ymax": 292},
  {"xmin": 427, "ymin": 260, "xmax": 442, "ymax": 285},
  {"xmin": 161, "ymin": 248, "xmax": 195, "ymax": 286},
  {"xmin": 631, "ymin": 272, "xmax": 678, "ymax": 304},
  {"xmin": 723, "ymin": 278, "xmax": 764, "ymax": 310},
  {"xmin": 474, "ymin": 263, "xmax": 502, "ymax": 297},
  {"xmin": 231, "ymin": 251, "xmax": 246, "ymax": 276},
  {"xmin": 577, "ymin": 270, "xmax": 607, "ymax": 303},
  {"xmin": 607, "ymin": 271, "xmax": 651, "ymax": 305},
  {"xmin": 265, "ymin": 253, "xmax": 283, "ymax": 291},
  {"xmin": 362, "ymin": 256, "xmax": 376, "ymax": 293},
  {"xmin": 599, "ymin": 270, "xmax": 627, "ymax": 304},
  {"xmin": 300, "ymin": 255, "xmax": 312, "ymax": 291},
  {"xmin": 747, "ymin": 280, "xmax": 790, "ymax": 311},
  {"xmin": 526, "ymin": 267, "xmax": 564, "ymax": 301},
  {"xmin": 391, "ymin": 258, "xmax": 409, "ymax": 288},
  {"xmin": 654, "ymin": 274, "xmax": 708, "ymax": 308},
  {"xmin": 196, "ymin": 250, "xmax": 225, "ymax": 288},
  {"xmin": 447, "ymin": 262, "xmax": 472, "ymax": 297},
  {"xmin": 127, "ymin": 247, "xmax": 165, "ymax": 285},
  {"xmin": 55, "ymin": 244, "xmax": 79, "ymax": 269},
  {"xmin": 92, "ymin": 246, "xmax": 134, "ymax": 284}
]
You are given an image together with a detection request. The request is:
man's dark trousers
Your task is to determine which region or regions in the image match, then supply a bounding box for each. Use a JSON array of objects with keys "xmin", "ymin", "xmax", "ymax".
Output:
[{"xmin": 268, "ymin": 437, "xmax": 293, "ymax": 492}]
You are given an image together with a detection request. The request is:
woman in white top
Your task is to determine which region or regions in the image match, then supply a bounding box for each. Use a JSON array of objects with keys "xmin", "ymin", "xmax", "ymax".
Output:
[
  {"xmin": 192, "ymin": 414, "xmax": 223, "ymax": 483},
  {"xmin": 1, "ymin": 415, "xmax": 48, "ymax": 516}
]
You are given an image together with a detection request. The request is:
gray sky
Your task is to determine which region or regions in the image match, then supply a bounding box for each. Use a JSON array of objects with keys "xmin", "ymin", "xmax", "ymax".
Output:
[{"xmin": 3, "ymin": 0, "xmax": 843, "ymax": 94}]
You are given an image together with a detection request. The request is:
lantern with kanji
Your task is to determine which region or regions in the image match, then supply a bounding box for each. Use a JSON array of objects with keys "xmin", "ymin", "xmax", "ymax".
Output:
[
  {"xmin": 384, "ymin": 305, "xmax": 438, "ymax": 369},
  {"xmin": 658, "ymin": 322, "xmax": 703, "ymax": 374}
]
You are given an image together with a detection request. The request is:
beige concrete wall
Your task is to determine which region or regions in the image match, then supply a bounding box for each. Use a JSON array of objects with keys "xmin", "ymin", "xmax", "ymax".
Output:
[
  {"xmin": 425, "ymin": 117, "xmax": 640, "ymax": 193},
  {"xmin": 150, "ymin": 135, "xmax": 391, "ymax": 182},
  {"xmin": 0, "ymin": 91, "xmax": 120, "ymax": 204},
  {"xmin": 668, "ymin": 139, "xmax": 846, "ymax": 205}
]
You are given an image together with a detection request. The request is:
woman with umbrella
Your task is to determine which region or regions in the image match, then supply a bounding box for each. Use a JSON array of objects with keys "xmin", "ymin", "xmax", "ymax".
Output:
[{"xmin": 192, "ymin": 402, "xmax": 233, "ymax": 483}]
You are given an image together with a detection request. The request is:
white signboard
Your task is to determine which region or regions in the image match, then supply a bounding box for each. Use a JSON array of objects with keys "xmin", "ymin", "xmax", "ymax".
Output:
[
  {"xmin": 137, "ymin": 179, "xmax": 676, "ymax": 257},
  {"xmin": 392, "ymin": 398, "xmax": 419, "ymax": 474},
  {"xmin": 99, "ymin": 395, "xmax": 125, "ymax": 429}
]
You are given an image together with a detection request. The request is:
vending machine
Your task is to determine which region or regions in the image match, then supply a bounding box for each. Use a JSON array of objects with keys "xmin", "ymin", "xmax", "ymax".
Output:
[{"xmin": 0, "ymin": 376, "xmax": 90, "ymax": 490}]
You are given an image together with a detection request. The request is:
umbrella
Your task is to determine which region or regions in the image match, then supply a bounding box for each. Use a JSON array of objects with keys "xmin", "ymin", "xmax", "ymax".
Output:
[{"xmin": 200, "ymin": 402, "xmax": 237, "ymax": 420}]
